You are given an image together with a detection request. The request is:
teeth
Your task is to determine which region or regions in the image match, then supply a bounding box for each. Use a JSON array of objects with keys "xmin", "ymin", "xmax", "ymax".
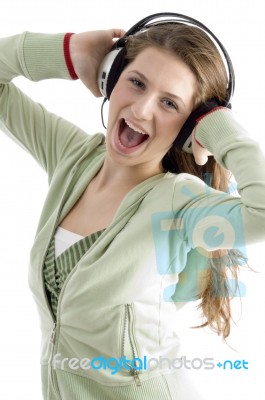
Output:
[{"xmin": 124, "ymin": 119, "xmax": 148, "ymax": 136}]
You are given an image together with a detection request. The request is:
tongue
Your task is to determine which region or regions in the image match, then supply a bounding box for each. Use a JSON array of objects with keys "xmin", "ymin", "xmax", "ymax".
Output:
[{"xmin": 120, "ymin": 125, "xmax": 148, "ymax": 148}]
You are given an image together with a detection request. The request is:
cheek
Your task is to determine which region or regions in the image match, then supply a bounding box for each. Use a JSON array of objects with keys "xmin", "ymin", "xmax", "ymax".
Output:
[
  {"xmin": 110, "ymin": 80, "xmax": 128, "ymax": 102},
  {"xmin": 170, "ymin": 113, "xmax": 191, "ymax": 139},
  {"xmin": 108, "ymin": 87, "xmax": 127, "ymax": 120},
  {"xmin": 157, "ymin": 117, "xmax": 183, "ymax": 143}
]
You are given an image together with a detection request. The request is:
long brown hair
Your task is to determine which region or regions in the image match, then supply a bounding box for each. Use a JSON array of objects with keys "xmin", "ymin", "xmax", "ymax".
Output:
[{"xmin": 124, "ymin": 24, "xmax": 247, "ymax": 339}]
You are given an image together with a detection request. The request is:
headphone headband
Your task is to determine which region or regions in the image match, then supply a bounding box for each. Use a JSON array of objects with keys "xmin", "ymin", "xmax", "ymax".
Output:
[{"xmin": 115, "ymin": 12, "xmax": 235, "ymax": 102}]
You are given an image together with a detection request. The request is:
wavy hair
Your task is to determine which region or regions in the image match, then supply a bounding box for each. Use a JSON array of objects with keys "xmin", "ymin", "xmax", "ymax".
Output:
[{"xmin": 124, "ymin": 23, "xmax": 248, "ymax": 339}]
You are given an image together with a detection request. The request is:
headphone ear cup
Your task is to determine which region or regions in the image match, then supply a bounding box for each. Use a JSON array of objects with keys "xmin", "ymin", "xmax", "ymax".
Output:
[{"xmin": 97, "ymin": 47, "xmax": 127, "ymax": 99}]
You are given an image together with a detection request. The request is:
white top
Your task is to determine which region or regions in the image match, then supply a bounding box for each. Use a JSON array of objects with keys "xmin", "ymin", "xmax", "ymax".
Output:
[{"xmin": 54, "ymin": 227, "xmax": 84, "ymax": 258}]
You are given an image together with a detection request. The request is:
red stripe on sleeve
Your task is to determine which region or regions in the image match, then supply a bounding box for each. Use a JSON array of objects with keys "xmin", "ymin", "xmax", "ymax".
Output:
[{"xmin": 63, "ymin": 33, "xmax": 78, "ymax": 80}]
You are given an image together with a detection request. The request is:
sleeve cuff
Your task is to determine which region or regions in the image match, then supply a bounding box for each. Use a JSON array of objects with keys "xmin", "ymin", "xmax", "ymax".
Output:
[
  {"xmin": 63, "ymin": 33, "xmax": 78, "ymax": 80},
  {"xmin": 194, "ymin": 108, "xmax": 250, "ymax": 168},
  {"xmin": 22, "ymin": 32, "xmax": 77, "ymax": 81},
  {"xmin": 195, "ymin": 108, "xmax": 234, "ymax": 153}
]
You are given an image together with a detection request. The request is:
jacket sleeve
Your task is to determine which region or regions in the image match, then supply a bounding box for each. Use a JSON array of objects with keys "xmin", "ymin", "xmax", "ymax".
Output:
[
  {"xmin": 0, "ymin": 32, "xmax": 90, "ymax": 180},
  {"xmin": 171, "ymin": 109, "xmax": 265, "ymax": 249}
]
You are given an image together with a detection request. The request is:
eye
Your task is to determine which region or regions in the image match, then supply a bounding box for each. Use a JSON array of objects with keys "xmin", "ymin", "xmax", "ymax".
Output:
[
  {"xmin": 129, "ymin": 78, "xmax": 145, "ymax": 89},
  {"xmin": 162, "ymin": 98, "xmax": 179, "ymax": 111}
]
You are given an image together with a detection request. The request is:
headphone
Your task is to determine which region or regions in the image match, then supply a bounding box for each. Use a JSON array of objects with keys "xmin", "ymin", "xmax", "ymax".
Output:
[{"xmin": 97, "ymin": 12, "xmax": 235, "ymax": 154}]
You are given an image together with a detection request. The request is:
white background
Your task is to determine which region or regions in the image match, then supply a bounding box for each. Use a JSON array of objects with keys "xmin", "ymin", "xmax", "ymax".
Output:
[{"xmin": 0, "ymin": 0, "xmax": 264, "ymax": 399}]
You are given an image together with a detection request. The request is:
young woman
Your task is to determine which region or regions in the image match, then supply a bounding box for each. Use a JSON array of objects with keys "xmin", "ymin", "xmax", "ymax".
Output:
[{"xmin": 1, "ymin": 14, "xmax": 264, "ymax": 400}]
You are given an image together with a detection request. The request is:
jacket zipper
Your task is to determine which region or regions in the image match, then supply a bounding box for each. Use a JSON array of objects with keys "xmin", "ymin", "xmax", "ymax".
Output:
[
  {"xmin": 121, "ymin": 304, "xmax": 141, "ymax": 387},
  {"xmin": 40, "ymin": 188, "xmax": 84, "ymax": 398},
  {"xmin": 41, "ymin": 200, "xmax": 69, "ymax": 399},
  {"xmin": 38, "ymin": 151, "xmax": 105, "ymax": 396},
  {"xmin": 40, "ymin": 163, "xmax": 103, "ymax": 396},
  {"xmin": 49, "ymin": 322, "xmax": 61, "ymax": 397}
]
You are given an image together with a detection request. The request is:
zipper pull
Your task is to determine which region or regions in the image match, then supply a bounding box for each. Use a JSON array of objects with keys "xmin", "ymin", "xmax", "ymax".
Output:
[
  {"xmin": 50, "ymin": 323, "xmax": 57, "ymax": 344},
  {"xmin": 130, "ymin": 369, "xmax": 141, "ymax": 387}
]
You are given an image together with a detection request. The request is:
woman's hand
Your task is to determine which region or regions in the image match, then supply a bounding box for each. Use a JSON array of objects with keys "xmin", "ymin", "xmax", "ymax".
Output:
[
  {"xmin": 191, "ymin": 128, "xmax": 213, "ymax": 165},
  {"xmin": 69, "ymin": 29, "xmax": 125, "ymax": 97}
]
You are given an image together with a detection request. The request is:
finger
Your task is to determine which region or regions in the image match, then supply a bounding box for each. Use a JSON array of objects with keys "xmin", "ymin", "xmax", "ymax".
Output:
[
  {"xmin": 191, "ymin": 129, "xmax": 210, "ymax": 165},
  {"xmin": 194, "ymin": 154, "xmax": 208, "ymax": 166},
  {"xmin": 109, "ymin": 28, "xmax": 126, "ymax": 39},
  {"xmin": 193, "ymin": 144, "xmax": 209, "ymax": 165}
]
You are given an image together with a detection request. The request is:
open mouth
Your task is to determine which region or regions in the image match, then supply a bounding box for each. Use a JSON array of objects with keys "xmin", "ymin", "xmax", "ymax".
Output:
[{"xmin": 118, "ymin": 119, "xmax": 150, "ymax": 149}]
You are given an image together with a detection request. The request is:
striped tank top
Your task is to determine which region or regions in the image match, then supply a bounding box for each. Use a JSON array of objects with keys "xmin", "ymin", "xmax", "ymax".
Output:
[{"xmin": 43, "ymin": 227, "xmax": 104, "ymax": 317}]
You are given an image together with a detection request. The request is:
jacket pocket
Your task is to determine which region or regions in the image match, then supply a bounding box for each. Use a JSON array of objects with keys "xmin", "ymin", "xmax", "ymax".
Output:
[{"xmin": 120, "ymin": 303, "xmax": 142, "ymax": 386}]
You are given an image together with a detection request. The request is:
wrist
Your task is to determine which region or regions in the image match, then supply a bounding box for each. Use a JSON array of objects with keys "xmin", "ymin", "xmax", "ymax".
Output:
[
  {"xmin": 63, "ymin": 33, "xmax": 78, "ymax": 80},
  {"xmin": 194, "ymin": 106, "xmax": 229, "ymax": 148},
  {"xmin": 195, "ymin": 108, "xmax": 234, "ymax": 153},
  {"xmin": 176, "ymin": 99, "xmax": 226, "ymax": 150}
]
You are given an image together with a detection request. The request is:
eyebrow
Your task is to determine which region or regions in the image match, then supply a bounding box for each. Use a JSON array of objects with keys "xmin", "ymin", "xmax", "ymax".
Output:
[{"xmin": 129, "ymin": 70, "xmax": 186, "ymax": 108}]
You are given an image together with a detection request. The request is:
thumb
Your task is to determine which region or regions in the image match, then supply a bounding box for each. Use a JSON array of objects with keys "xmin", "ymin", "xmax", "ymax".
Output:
[{"xmin": 192, "ymin": 128, "xmax": 212, "ymax": 165}]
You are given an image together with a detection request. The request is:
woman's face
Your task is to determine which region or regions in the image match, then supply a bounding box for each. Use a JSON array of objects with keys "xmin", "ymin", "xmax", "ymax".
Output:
[{"xmin": 106, "ymin": 46, "xmax": 197, "ymax": 175}]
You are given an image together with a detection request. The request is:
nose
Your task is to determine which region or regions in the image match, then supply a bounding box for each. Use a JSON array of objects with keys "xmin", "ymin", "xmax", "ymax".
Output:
[{"xmin": 131, "ymin": 93, "xmax": 155, "ymax": 121}]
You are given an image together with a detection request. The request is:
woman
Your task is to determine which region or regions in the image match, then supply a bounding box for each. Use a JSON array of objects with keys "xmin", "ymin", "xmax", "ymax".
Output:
[{"xmin": 0, "ymin": 16, "xmax": 264, "ymax": 400}]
